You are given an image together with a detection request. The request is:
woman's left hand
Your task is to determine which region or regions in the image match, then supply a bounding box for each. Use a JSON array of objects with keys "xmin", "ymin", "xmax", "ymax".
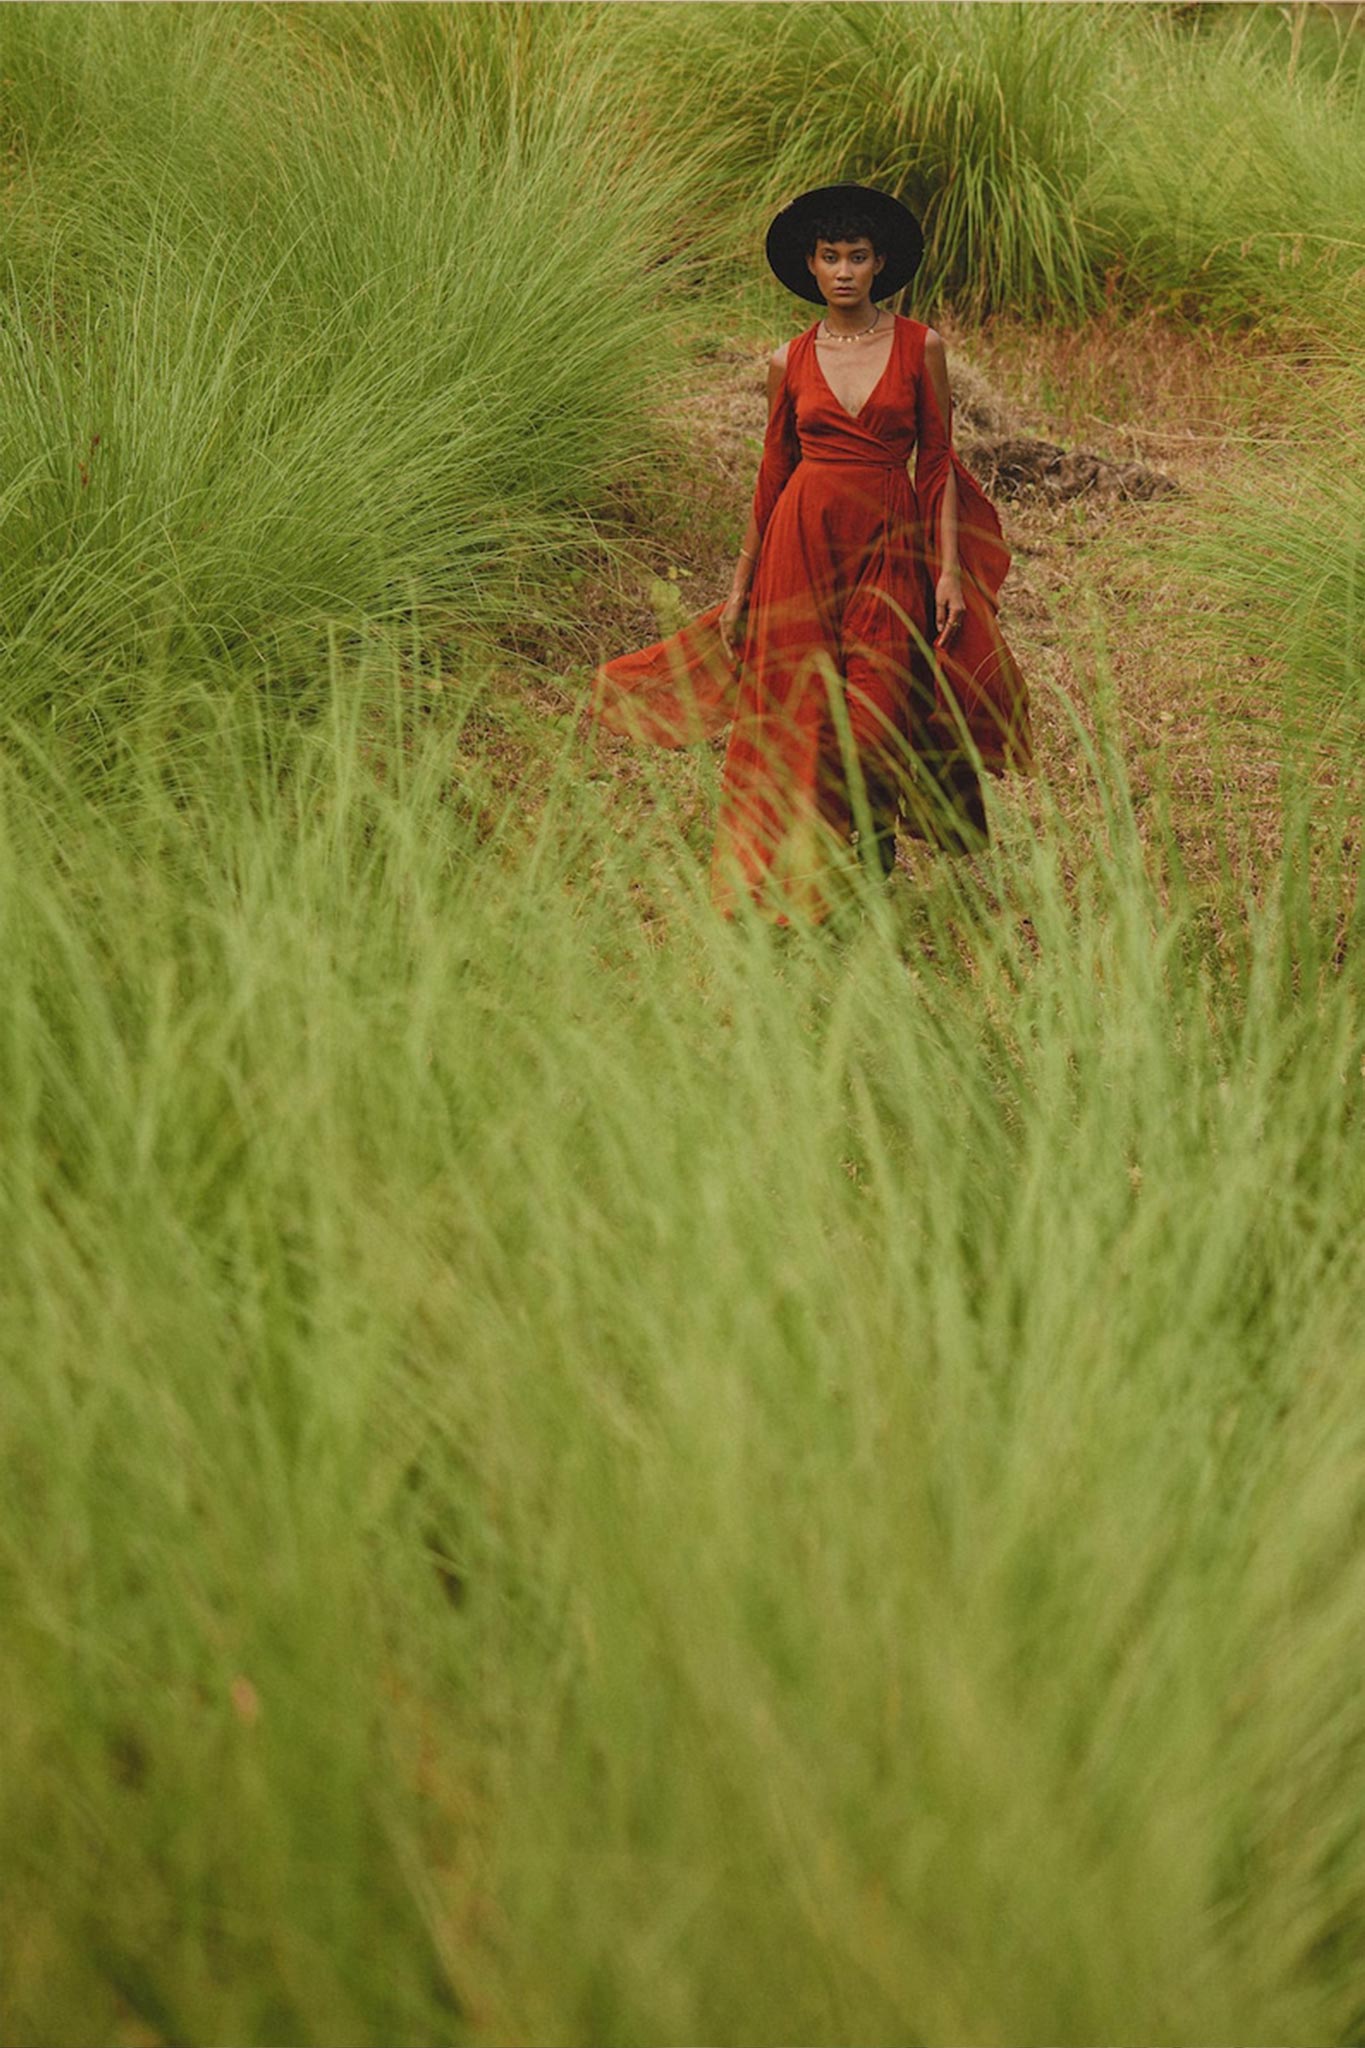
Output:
[{"xmin": 935, "ymin": 569, "xmax": 966, "ymax": 646}]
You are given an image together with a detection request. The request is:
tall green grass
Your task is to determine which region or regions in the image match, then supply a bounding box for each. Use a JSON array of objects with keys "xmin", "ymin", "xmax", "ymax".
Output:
[
  {"xmin": 1185, "ymin": 454, "xmax": 1365, "ymax": 749},
  {"xmin": 614, "ymin": 0, "xmax": 1365, "ymax": 331},
  {"xmin": 1138, "ymin": 357, "xmax": 1365, "ymax": 747},
  {"xmin": 0, "ymin": 3, "xmax": 695, "ymax": 717},
  {"xmin": 1091, "ymin": 7, "xmax": 1365, "ymax": 329},
  {"xmin": 2, "ymin": 621, "xmax": 1364, "ymax": 2046}
]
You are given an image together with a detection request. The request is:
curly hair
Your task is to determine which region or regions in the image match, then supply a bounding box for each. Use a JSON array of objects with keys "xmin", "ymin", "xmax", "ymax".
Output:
[{"xmin": 804, "ymin": 208, "xmax": 884, "ymax": 256}]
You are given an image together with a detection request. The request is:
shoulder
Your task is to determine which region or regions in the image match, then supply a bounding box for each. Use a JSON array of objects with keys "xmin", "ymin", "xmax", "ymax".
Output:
[
  {"xmin": 765, "ymin": 335, "xmax": 799, "ymax": 407},
  {"xmin": 921, "ymin": 325, "xmax": 949, "ymax": 369},
  {"xmin": 768, "ymin": 318, "xmax": 821, "ymax": 374},
  {"xmin": 919, "ymin": 325, "xmax": 952, "ymax": 399},
  {"xmin": 898, "ymin": 316, "xmax": 942, "ymax": 353}
]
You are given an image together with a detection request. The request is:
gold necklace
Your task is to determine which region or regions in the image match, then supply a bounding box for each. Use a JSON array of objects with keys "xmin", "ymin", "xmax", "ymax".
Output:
[{"xmin": 819, "ymin": 308, "xmax": 883, "ymax": 342}]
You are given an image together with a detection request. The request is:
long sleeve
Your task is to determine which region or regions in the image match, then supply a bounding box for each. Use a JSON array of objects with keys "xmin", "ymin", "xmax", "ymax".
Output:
[
  {"xmin": 913, "ymin": 355, "xmax": 1032, "ymax": 776},
  {"xmin": 912, "ymin": 345, "xmax": 954, "ymax": 514},
  {"xmin": 750, "ymin": 368, "xmax": 802, "ymax": 546},
  {"xmin": 912, "ymin": 357, "xmax": 1009, "ymax": 591}
]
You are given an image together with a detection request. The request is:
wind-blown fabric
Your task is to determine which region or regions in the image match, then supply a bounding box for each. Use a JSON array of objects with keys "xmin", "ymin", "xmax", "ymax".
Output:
[{"xmin": 591, "ymin": 313, "xmax": 1032, "ymax": 922}]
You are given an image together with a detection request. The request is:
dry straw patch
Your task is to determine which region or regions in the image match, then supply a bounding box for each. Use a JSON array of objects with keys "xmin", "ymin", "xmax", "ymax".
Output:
[{"xmin": 958, "ymin": 314, "xmax": 1359, "ymax": 921}]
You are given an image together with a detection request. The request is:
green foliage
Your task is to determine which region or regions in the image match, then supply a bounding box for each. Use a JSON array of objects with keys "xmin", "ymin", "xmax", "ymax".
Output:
[
  {"xmin": 1, "ymin": 636, "xmax": 1364, "ymax": 2044},
  {"xmin": 614, "ymin": 0, "xmax": 1365, "ymax": 330},
  {"xmin": 1139, "ymin": 360, "xmax": 1365, "ymax": 742},
  {"xmin": 1184, "ymin": 456, "xmax": 1365, "ymax": 743},
  {"xmin": 611, "ymin": 1, "xmax": 1107, "ymax": 319},
  {"xmin": 0, "ymin": 3, "xmax": 691, "ymax": 704},
  {"xmin": 1088, "ymin": 15, "xmax": 1365, "ymax": 327}
]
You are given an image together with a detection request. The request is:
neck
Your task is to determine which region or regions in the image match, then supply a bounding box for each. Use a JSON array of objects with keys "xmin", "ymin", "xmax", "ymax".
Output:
[{"xmin": 821, "ymin": 295, "xmax": 878, "ymax": 333}]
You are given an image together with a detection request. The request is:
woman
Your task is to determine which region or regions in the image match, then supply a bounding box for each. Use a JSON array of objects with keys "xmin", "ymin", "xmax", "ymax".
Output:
[{"xmin": 591, "ymin": 182, "xmax": 1032, "ymax": 925}]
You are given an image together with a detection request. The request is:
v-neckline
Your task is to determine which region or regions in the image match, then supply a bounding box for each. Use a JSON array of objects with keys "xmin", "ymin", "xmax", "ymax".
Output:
[{"xmin": 810, "ymin": 312, "xmax": 899, "ymax": 424}]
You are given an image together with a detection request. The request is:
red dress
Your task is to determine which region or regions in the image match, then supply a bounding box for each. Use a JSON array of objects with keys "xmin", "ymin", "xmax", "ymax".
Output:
[{"xmin": 591, "ymin": 313, "xmax": 1032, "ymax": 923}]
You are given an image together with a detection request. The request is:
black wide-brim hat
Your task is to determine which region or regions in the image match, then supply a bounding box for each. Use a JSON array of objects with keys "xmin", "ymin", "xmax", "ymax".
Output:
[{"xmin": 765, "ymin": 182, "xmax": 924, "ymax": 304}]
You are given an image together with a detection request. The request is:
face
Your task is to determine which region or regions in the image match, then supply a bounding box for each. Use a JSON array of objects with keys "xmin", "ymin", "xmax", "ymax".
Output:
[{"xmin": 805, "ymin": 235, "xmax": 886, "ymax": 305}]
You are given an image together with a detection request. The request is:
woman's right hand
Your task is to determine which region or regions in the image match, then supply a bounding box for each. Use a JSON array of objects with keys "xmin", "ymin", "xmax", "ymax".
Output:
[{"xmin": 719, "ymin": 590, "xmax": 747, "ymax": 665}]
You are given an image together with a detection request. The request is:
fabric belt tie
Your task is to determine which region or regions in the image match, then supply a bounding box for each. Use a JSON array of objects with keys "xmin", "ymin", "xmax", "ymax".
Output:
[{"xmin": 801, "ymin": 452, "xmax": 907, "ymax": 470}]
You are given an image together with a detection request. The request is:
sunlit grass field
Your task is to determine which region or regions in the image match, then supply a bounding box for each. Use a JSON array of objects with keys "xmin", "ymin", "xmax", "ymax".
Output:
[{"xmin": 2, "ymin": 5, "xmax": 1364, "ymax": 2044}]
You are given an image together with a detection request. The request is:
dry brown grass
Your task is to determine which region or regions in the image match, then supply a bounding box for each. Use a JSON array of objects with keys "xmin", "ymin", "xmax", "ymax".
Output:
[{"xmin": 953, "ymin": 313, "xmax": 1356, "ymax": 925}]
